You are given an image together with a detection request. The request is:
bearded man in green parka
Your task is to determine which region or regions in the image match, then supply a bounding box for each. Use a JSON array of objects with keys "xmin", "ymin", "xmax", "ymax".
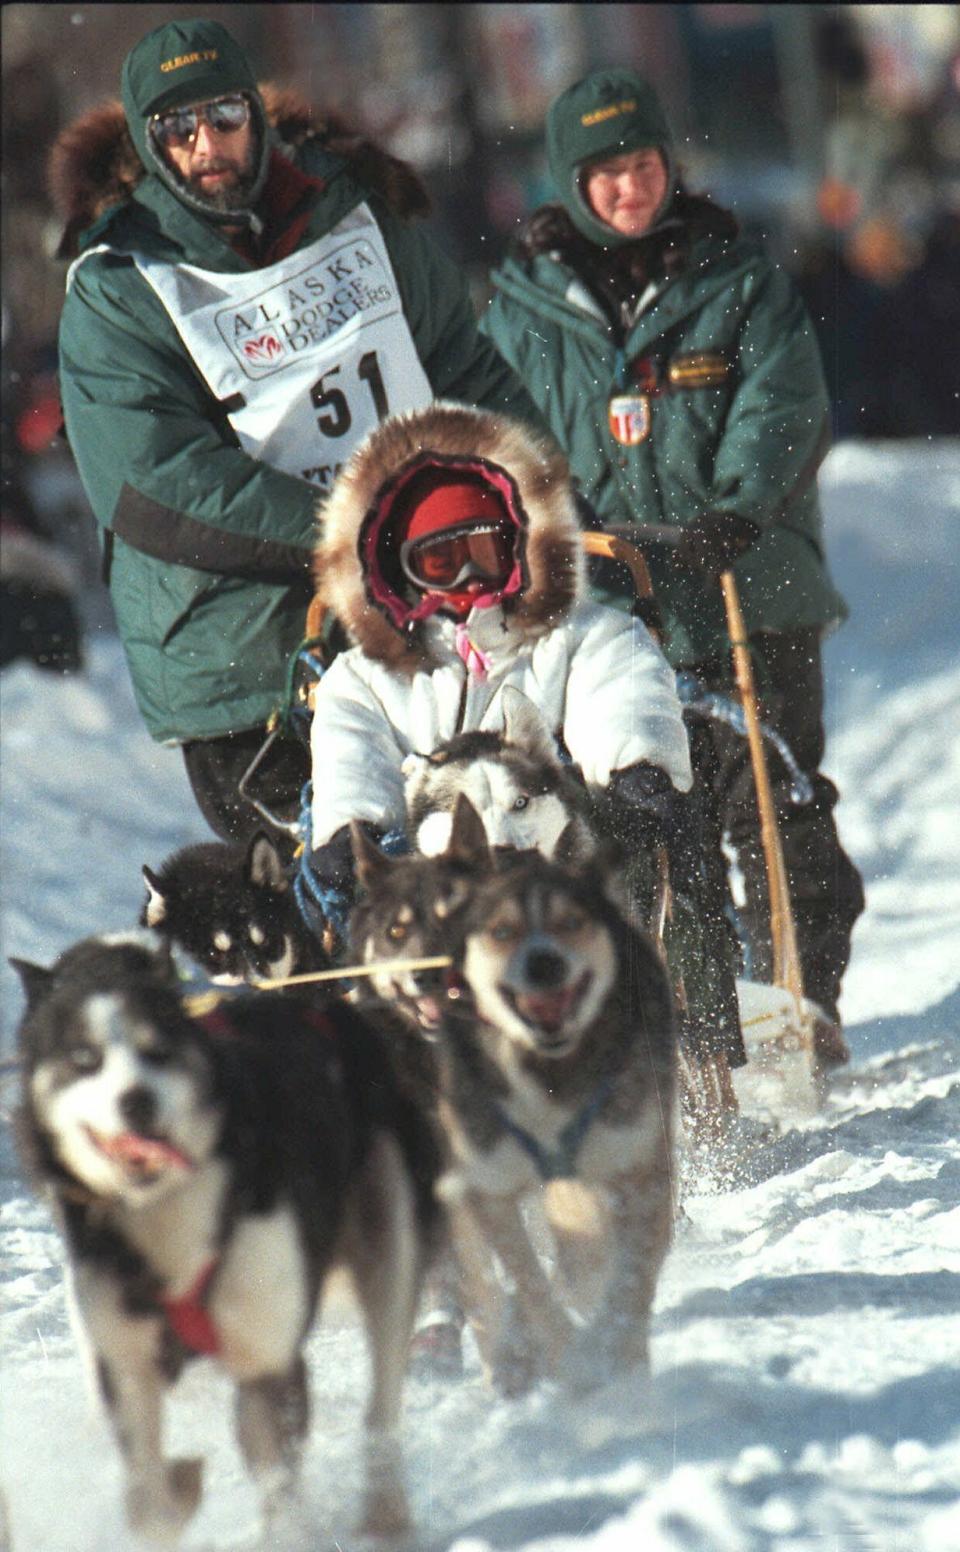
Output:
[
  {"xmin": 481, "ymin": 68, "xmax": 864, "ymax": 1052},
  {"xmin": 51, "ymin": 16, "xmax": 547, "ymax": 847}
]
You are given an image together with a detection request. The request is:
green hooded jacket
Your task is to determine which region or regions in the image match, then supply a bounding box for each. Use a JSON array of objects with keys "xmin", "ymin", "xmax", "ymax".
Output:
[
  {"xmin": 56, "ymin": 22, "xmax": 543, "ymax": 744},
  {"xmin": 481, "ymin": 235, "xmax": 847, "ymax": 668}
]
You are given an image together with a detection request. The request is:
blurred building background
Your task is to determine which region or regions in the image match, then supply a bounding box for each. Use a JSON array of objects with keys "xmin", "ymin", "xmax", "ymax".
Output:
[{"xmin": 2, "ymin": 3, "xmax": 958, "ymax": 639}]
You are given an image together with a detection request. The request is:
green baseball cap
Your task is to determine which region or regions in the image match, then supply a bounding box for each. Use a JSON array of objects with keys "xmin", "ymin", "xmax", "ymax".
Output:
[
  {"xmin": 121, "ymin": 17, "xmax": 269, "ymax": 222},
  {"xmin": 546, "ymin": 68, "xmax": 674, "ymax": 246}
]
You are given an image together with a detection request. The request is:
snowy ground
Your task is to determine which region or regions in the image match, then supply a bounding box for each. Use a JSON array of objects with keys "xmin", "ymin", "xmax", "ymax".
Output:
[{"xmin": 2, "ymin": 440, "xmax": 959, "ymax": 1552}]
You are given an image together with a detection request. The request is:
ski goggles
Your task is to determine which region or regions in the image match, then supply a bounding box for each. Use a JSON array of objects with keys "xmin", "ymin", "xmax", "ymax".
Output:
[
  {"xmin": 399, "ymin": 520, "xmax": 516, "ymax": 592},
  {"xmin": 150, "ymin": 94, "xmax": 251, "ymax": 150}
]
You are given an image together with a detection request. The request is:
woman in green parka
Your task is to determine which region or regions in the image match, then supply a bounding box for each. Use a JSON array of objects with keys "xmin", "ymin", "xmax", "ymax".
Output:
[{"xmin": 481, "ymin": 68, "xmax": 864, "ymax": 1051}]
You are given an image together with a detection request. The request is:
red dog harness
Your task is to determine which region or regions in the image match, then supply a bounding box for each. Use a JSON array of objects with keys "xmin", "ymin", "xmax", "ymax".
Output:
[
  {"xmin": 158, "ymin": 1000, "xmax": 340, "ymax": 1354},
  {"xmin": 160, "ymin": 1259, "xmax": 221, "ymax": 1356}
]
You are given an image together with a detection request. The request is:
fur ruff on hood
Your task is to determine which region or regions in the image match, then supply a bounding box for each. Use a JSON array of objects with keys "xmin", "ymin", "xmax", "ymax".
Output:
[
  {"xmin": 313, "ymin": 404, "xmax": 585, "ymax": 676},
  {"xmin": 47, "ymin": 86, "xmax": 430, "ymax": 260}
]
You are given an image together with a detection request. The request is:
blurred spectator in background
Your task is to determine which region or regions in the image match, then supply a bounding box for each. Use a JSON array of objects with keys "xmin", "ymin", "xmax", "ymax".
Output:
[
  {"xmin": 481, "ymin": 67, "xmax": 864, "ymax": 1056},
  {"xmin": 797, "ymin": 13, "xmax": 960, "ymax": 437},
  {"xmin": 1, "ymin": 303, "xmax": 84, "ymax": 675},
  {"xmin": 1, "ymin": 444, "xmax": 83, "ymax": 676}
]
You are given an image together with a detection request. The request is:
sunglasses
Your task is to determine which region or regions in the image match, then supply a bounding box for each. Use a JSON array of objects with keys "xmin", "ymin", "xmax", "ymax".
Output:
[
  {"xmin": 399, "ymin": 520, "xmax": 516, "ymax": 592},
  {"xmin": 151, "ymin": 95, "xmax": 251, "ymax": 150}
]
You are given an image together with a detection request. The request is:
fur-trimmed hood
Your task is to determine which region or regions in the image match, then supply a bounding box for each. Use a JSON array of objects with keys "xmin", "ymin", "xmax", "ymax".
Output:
[
  {"xmin": 314, "ymin": 404, "xmax": 585, "ymax": 676},
  {"xmin": 47, "ymin": 86, "xmax": 429, "ymax": 260}
]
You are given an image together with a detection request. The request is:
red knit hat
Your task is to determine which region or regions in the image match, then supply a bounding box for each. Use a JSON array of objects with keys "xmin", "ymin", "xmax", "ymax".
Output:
[{"xmin": 403, "ymin": 478, "xmax": 509, "ymax": 542}]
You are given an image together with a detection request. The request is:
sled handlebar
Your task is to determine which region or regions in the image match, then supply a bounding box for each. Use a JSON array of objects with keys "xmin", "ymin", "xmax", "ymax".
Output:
[{"xmin": 599, "ymin": 523, "xmax": 683, "ymax": 547}]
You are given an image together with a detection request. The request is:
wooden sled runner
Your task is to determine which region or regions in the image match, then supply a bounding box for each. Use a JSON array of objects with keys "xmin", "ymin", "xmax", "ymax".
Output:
[{"xmin": 719, "ymin": 569, "xmax": 824, "ymax": 1119}]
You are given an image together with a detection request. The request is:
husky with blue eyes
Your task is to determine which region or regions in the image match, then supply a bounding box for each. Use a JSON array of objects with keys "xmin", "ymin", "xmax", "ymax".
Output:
[
  {"xmin": 11, "ymin": 931, "xmax": 441, "ymax": 1545},
  {"xmin": 403, "ymin": 686, "xmax": 594, "ymax": 863}
]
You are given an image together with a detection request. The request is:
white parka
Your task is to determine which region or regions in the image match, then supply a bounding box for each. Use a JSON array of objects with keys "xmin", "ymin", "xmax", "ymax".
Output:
[{"xmin": 309, "ymin": 404, "xmax": 692, "ymax": 846}]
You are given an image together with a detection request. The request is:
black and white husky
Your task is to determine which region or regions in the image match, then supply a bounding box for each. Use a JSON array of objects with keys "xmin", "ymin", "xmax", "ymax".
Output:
[
  {"xmin": 403, "ymin": 687, "xmax": 593, "ymax": 861},
  {"xmin": 142, "ymin": 830, "xmax": 327, "ymax": 985},
  {"xmin": 12, "ymin": 932, "xmax": 440, "ymax": 1543}
]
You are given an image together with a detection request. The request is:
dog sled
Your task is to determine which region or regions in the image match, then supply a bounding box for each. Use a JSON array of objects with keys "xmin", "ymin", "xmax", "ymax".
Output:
[
  {"xmin": 244, "ymin": 526, "xmax": 826, "ymax": 1133},
  {"xmin": 583, "ymin": 527, "xmax": 826, "ymax": 1124}
]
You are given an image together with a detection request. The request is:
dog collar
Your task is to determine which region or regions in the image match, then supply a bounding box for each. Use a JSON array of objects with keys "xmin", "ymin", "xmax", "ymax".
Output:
[
  {"xmin": 160, "ymin": 1258, "xmax": 221, "ymax": 1356},
  {"xmin": 493, "ymin": 1070, "xmax": 616, "ymax": 1182}
]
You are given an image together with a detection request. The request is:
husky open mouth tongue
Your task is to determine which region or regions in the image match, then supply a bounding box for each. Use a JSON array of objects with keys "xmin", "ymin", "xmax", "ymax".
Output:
[
  {"xmin": 415, "ymin": 994, "xmax": 442, "ymax": 1030},
  {"xmin": 88, "ymin": 1127, "xmax": 192, "ymax": 1175},
  {"xmin": 391, "ymin": 980, "xmax": 443, "ymax": 1032},
  {"xmin": 511, "ymin": 970, "xmax": 591, "ymax": 1034}
]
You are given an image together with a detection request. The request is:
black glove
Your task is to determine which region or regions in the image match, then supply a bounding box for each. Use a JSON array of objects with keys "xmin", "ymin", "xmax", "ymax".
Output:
[
  {"xmin": 673, "ymin": 512, "xmax": 759, "ymax": 579},
  {"xmin": 608, "ymin": 763, "xmax": 678, "ymax": 849},
  {"xmin": 309, "ymin": 824, "xmax": 356, "ymax": 890},
  {"xmin": 608, "ymin": 763, "xmax": 704, "ymax": 899},
  {"xmin": 307, "ymin": 822, "xmax": 386, "ymax": 936}
]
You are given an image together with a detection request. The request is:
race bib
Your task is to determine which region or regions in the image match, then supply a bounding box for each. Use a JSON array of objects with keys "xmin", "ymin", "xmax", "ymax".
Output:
[{"xmin": 84, "ymin": 205, "xmax": 433, "ymax": 493}]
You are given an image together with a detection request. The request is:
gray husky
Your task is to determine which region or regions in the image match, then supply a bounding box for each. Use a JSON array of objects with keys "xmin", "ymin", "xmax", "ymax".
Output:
[
  {"xmin": 349, "ymin": 816, "xmax": 506, "ymax": 1379},
  {"xmin": 12, "ymin": 932, "xmax": 440, "ymax": 1543},
  {"xmin": 403, "ymin": 686, "xmax": 593, "ymax": 860},
  {"xmin": 401, "ymin": 693, "xmax": 748, "ymax": 1120},
  {"xmin": 351, "ymin": 798, "xmax": 677, "ymax": 1394}
]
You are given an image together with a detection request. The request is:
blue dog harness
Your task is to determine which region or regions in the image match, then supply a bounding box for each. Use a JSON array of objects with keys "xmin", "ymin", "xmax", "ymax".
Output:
[{"xmin": 492, "ymin": 1070, "xmax": 617, "ymax": 1182}]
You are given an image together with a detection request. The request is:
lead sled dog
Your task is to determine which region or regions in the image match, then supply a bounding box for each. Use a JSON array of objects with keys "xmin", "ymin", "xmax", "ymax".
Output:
[
  {"xmin": 351, "ymin": 798, "xmax": 678, "ymax": 1393},
  {"xmin": 12, "ymin": 931, "xmax": 440, "ymax": 1544}
]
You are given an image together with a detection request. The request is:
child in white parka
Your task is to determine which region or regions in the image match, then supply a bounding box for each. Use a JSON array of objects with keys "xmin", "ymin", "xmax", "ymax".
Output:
[{"xmin": 307, "ymin": 401, "xmax": 694, "ymax": 899}]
